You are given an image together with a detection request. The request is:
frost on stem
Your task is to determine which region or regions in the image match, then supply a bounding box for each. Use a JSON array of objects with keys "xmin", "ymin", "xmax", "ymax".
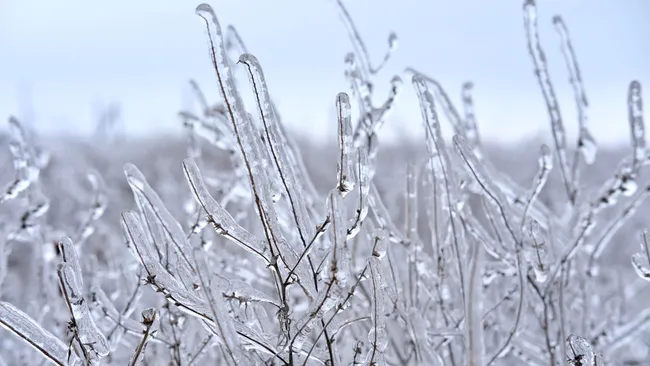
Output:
[{"xmin": 631, "ymin": 230, "xmax": 650, "ymax": 281}]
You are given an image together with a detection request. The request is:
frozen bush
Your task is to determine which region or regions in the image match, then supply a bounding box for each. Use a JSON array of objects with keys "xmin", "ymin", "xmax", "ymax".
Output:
[{"xmin": 0, "ymin": 0, "xmax": 649, "ymax": 365}]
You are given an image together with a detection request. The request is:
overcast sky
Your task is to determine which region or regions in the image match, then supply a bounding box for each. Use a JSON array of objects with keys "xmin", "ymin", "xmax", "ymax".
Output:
[{"xmin": 1, "ymin": 0, "xmax": 648, "ymax": 146}]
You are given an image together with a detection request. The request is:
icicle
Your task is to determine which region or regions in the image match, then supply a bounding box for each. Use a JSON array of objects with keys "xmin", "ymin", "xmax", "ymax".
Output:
[
  {"xmin": 336, "ymin": 92, "xmax": 356, "ymax": 196},
  {"xmin": 628, "ymin": 81, "xmax": 645, "ymax": 170},
  {"xmin": 523, "ymin": 0, "xmax": 573, "ymax": 201}
]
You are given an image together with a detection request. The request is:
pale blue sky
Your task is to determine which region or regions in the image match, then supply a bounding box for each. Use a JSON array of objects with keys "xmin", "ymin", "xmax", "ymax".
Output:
[{"xmin": 0, "ymin": 0, "xmax": 648, "ymax": 146}]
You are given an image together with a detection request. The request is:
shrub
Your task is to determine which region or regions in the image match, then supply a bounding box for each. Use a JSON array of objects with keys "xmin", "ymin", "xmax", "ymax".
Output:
[{"xmin": 0, "ymin": 0, "xmax": 648, "ymax": 365}]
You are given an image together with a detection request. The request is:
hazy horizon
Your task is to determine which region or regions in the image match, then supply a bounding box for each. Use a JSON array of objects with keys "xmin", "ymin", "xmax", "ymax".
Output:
[{"xmin": 1, "ymin": 0, "xmax": 648, "ymax": 147}]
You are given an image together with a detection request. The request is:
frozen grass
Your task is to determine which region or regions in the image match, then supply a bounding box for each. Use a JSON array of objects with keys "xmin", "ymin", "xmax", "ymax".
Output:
[{"xmin": 1, "ymin": 0, "xmax": 649, "ymax": 365}]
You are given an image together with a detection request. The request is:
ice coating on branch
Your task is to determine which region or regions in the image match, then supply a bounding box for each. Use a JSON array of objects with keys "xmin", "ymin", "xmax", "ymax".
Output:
[
  {"xmin": 466, "ymin": 231, "xmax": 485, "ymax": 366},
  {"xmin": 57, "ymin": 237, "xmax": 83, "ymax": 286},
  {"xmin": 347, "ymin": 146, "xmax": 370, "ymax": 240},
  {"xmin": 196, "ymin": 4, "xmax": 248, "ymax": 128},
  {"xmin": 183, "ymin": 159, "xmax": 268, "ymax": 259},
  {"xmin": 461, "ymin": 81, "xmax": 482, "ymax": 157},
  {"xmin": 566, "ymin": 334, "xmax": 595, "ymax": 365},
  {"xmin": 76, "ymin": 170, "xmax": 108, "ymax": 245},
  {"xmin": 121, "ymin": 211, "xmax": 217, "ymax": 322},
  {"xmin": 124, "ymin": 163, "xmax": 196, "ymax": 275},
  {"xmin": 328, "ymin": 189, "xmax": 350, "ymax": 286},
  {"xmin": 0, "ymin": 302, "xmax": 71, "ymax": 366},
  {"xmin": 404, "ymin": 162, "xmax": 419, "ymax": 243},
  {"xmin": 523, "ymin": 0, "xmax": 573, "ymax": 201},
  {"xmin": 527, "ymin": 219, "xmax": 548, "ymax": 283},
  {"xmin": 372, "ymin": 228, "xmax": 388, "ymax": 259},
  {"xmin": 453, "ymin": 135, "xmax": 520, "ymax": 244},
  {"xmin": 58, "ymin": 262, "xmax": 109, "ymax": 362},
  {"xmin": 89, "ymin": 285, "xmax": 143, "ymax": 350},
  {"xmin": 407, "ymin": 68, "xmax": 464, "ymax": 137},
  {"xmin": 366, "ymin": 255, "xmax": 387, "ymax": 365},
  {"xmin": 1, "ymin": 117, "xmax": 38, "ymax": 203},
  {"xmin": 628, "ymin": 81, "xmax": 645, "ymax": 170},
  {"xmin": 631, "ymin": 231, "xmax": 650, "ymax": 281},
  {"xmin": 331, "ymin": 0, "xmax": 397, "ymax": 77},
  {"xmin": 521, "ymin": 144, "xmax": 552, "ymax": 233},
  {"xmin": 553, "ymin": 15, "xmax": 597, "ymax": 166},
  {"xmin": 194, "ymin": 249, "xmax": 242, "ymax": 364},
  {"xmin": 239, "ymin": 53, "xmax": 315, "ymax": 245},
  {"xmin": 336, "ymin": 92, "xmax": 355, "ymax": 196},
  {"xmin": 56, "ymin": 237, "xmax": 109, "ymax": 363}
]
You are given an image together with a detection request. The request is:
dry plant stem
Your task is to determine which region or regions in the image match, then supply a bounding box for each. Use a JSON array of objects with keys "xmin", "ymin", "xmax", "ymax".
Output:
[{"xmin": 128, "ymin": 309, "xmax": 159, "ymax": 366}]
